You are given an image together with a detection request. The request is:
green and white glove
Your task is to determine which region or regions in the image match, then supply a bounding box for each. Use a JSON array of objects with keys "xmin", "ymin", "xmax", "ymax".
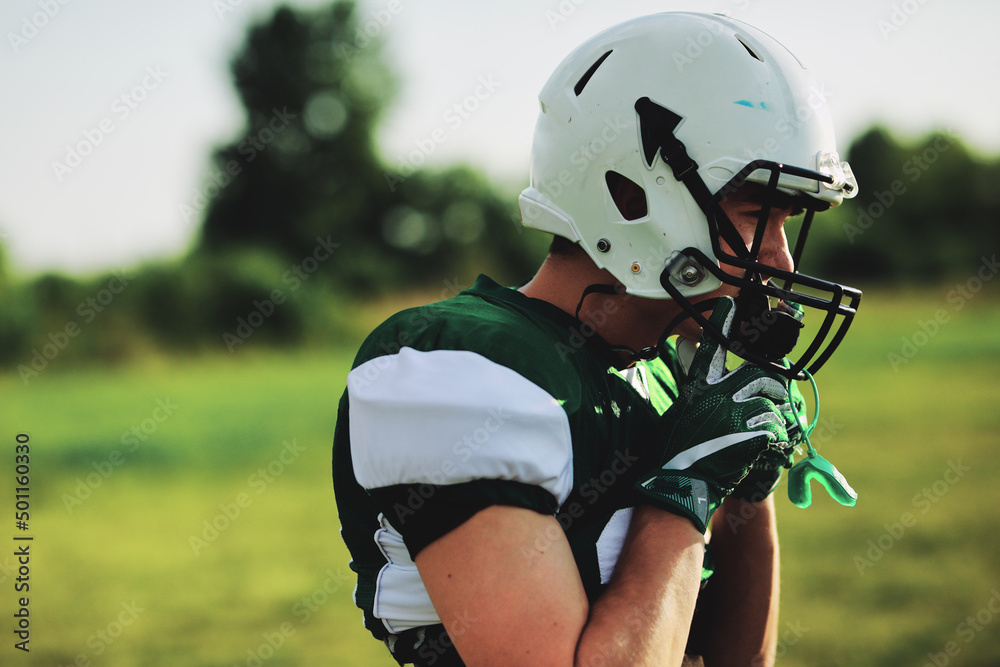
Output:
[
  {"xmin": 732, "ymin": 371, "xmax": 806, "ymax": 502},
  {"xmin": 635, "ymin": 297, "xmax": 791, "ymax": 533}
]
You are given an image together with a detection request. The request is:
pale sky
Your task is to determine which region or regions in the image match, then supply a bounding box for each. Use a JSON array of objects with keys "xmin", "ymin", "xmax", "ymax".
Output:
[{"xmin": 1, "ymin": 0, "xmax": 997, "ymax": 276}]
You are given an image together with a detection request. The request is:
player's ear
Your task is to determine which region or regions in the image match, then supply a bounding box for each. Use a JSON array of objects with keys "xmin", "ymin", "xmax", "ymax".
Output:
[{"xmin": 605, "ymin": 171, "xmax": 648, "ymax": 220}]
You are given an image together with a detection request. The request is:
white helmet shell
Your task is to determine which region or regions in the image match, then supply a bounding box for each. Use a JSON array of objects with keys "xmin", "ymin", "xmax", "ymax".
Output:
[{"xmin": 518, "ymin": 12, "xmax": 857, "ymax": 300}]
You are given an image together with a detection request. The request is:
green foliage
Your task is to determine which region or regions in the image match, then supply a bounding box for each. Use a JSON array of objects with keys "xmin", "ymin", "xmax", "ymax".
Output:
[
  {"xmin": 195, "ymin": 1, "xmax": 542, "ymax": 296},
  {"xmin": 804, "ymin": 126, "xmax": 1000, "ymax": 285},
  {"xmin": 136, "ymin": 251, "xmax": 308, "ymax": 351},
  {"xmin": 0, "ymin": 281, "xmax": 37, "ymax": 365},
  {"xmin": 199, "ymin": 2, "xmax": 395, "ymax": 264},
  {"xmin": 0, "ymin": 252, "xmax": 363, "ymax": 373}
]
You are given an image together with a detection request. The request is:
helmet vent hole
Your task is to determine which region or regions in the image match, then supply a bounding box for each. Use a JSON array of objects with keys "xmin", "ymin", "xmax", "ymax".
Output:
[
  {"xmin": 573, "ymin": 50, "xmax": 613, "ymax": 96},
  {"xmin": 735, "ymin": 35, "xmax": 763, "ymax": 62},
  {"xmin": 606, "ymin": 171, "xmax": 648, "ymax": 221}
]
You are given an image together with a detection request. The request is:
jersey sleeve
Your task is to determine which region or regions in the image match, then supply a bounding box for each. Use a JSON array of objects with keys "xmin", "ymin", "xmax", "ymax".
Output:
[{"xmin": 347, "ymin": 347, "xmax": 574, "ymax": 558}]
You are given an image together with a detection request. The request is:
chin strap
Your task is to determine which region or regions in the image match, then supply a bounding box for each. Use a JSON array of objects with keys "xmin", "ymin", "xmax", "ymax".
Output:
[
  {"xmin": 574, "ymin": 283, "xmax": 621, "ymax": 320},
  {"xmin": 626, "ymin": 297, "xmax": 722, "ymax": 364},
  {"xmin": 574, "ymin": 285, "xmax": 728, "ymax": 364},
  {"xmin": 573, "ymin": 284, "xmax": 666, "ymax": 363},
  {"xmin": 574, "ymin": 283, "xmax": 801, "ymax": 367}
]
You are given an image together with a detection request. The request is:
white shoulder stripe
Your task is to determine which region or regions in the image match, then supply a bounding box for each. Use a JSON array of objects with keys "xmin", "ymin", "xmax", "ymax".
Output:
[{"xmin": 348, "ymin": 348, "xmax": 573, "ymax": 506}]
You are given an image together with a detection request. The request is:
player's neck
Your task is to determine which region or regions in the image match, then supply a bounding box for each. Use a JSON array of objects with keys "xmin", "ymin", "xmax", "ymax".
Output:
[{"xmin": 519, "ymin": 255, "xmax": 679, "ymax": 360}]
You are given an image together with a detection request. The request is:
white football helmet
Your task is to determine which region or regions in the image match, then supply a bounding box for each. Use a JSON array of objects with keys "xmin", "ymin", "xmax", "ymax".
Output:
[{"xmin": 518, "ymin": 12, "xmax": 861, "ymax": 377}]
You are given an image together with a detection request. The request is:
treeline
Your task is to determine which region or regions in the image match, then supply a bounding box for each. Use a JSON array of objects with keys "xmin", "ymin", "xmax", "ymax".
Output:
[
  {"xmin": 1, "ymin": 2, "xmax": 997, "ymax": 375},
  {"xmin": 801, "ymin": 126, "xmax": 1000, "ymax": 284},
  {"xmin": 0, "ymin": 2, "xmax": 544, "ymax": 377}
]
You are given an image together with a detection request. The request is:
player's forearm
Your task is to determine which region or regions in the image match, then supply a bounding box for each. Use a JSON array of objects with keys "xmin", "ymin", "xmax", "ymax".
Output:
[
  {"xmin": 699, "ymin": 494, "xmax": 780, "ymax": 667},
  {"xmin": 574, "ymin": 505, "xmax": 704, "ymax": 667}
]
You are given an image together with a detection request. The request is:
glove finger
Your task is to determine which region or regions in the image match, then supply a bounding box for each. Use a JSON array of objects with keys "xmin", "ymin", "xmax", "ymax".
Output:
[
  {"xmin": 756, "ymin": 440, "xmax": 795, "ymax": 468},
  {"xmin": 742, "ymin": 431, "xmax": 785, "ymax": 468},
  {"xmin": 688, "ymin": 297, "xmax": 736, "ymax": 384},
  {"xmin": 777, "ymin": 401, "xmax": 807, "ymax": 442},
  {"xmin": 732, "ymin": 464, "xmax": 783, "ymax": 501},
  {"xmin": 743, "ymin": 401, "xmax": 790, "ymax": 444},
  {"xmin": 661, "ymin": 426, "xmax": 776, "ymax": 471},
  {"xmin": 732, "ymin": 373, "xmax": 789, "ymax": 403},
  {"xmin": 746, "ymin": 409, "xmax": 784, "ymax": 430}
]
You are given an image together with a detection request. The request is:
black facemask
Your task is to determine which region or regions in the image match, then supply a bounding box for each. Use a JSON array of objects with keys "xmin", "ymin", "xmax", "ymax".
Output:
[{"xmin": 633, "ymin": 96, "xmax": 861, "ymax": 379}]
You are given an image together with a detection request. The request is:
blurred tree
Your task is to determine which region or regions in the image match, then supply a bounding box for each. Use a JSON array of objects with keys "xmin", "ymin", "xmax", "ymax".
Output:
[
  {"xmin": 806, "ymin": 126, "xmax": 1000, "ymax": 285},
  {"xmin": 195, "ymin": 1, "xmax": 541, "ymax": 296},
  {"xmin": 198, "ymin": 2, "xmax": 394, "ymax": 265},
  {"xmin": 0, "ymin": 242, "xmax": 33, "ymax": 364}
]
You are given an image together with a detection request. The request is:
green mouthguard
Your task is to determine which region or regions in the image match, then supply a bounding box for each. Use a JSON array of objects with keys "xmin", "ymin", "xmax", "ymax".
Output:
[
  {"xmin": 786, "ymin": 370, "xmax": 858, "ymax": 509},
  {"xmin": 788, "ymin": 451, "xmax": 858, "ymax": 508}
]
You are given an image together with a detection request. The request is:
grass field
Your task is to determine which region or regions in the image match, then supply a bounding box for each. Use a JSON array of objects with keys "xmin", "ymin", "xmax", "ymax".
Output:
[{"xmin": 1, "ymin": 286, "xmax": 999, "ymax": 666}]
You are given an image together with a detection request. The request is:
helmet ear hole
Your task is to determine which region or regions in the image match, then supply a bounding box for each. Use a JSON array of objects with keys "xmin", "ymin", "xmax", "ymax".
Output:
[{"xmin": 605, "ymin": 170, "xmax": 648, "ymax": 221}]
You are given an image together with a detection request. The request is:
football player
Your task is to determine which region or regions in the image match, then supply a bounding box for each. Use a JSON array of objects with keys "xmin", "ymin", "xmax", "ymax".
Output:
[{"xmin": 334, "ymin": 12, "xmax": 859, "ymax": 666}]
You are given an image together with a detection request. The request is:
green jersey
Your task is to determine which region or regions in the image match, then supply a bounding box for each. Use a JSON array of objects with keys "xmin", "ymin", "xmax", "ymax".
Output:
[{"xmin": 333, "ymin": 275, "xmax": 686, "ymax": 665}]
